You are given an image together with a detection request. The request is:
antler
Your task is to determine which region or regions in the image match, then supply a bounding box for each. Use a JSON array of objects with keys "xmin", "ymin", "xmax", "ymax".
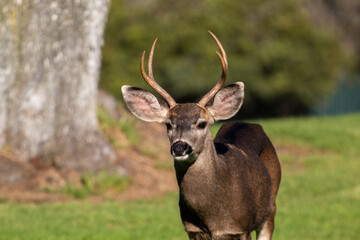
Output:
[
  {"xmin": 198, "ymin": 31, "xmax": 228, "ymax": 107},
  {"xmin": 141, "ymin": 38, "xmax": 177, "ymax": 108}
]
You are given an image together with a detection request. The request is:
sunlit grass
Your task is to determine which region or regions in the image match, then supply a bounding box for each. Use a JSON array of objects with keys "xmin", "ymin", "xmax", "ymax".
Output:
[
  {"xmin": 259, "ymin": 113, "xmax": 360, "ymax": 239},
  {"xmin": 0, "ymin": 193, "xmax": 186, "ymax": 240},
  {"xmin": 1, "ymin": 113, "xmax": 359, "ymax": 239}
]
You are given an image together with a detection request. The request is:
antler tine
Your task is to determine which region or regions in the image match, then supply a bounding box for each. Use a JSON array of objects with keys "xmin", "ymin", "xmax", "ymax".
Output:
[
  {"xmin": 148, "ymin": 38, "xmax": 157, "ymax": 80},
  {"xmin": 198, "ymin": 31, "xmax": 228, "ymax": 107},
  {"xmin": 140, "ymin": 38, "xmax": 177, "ymax": 108}
]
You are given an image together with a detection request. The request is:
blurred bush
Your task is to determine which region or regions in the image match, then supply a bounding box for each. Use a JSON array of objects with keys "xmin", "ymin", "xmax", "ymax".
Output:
[{"xmin": 100, "ymin": 0, "xmax": 355, "ymax": 118}]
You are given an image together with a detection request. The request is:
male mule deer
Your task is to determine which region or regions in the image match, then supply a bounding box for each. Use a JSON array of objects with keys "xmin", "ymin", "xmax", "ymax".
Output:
[{"xmin": 122, "ymin": 31, "xmax": 281, "ymax": 240}]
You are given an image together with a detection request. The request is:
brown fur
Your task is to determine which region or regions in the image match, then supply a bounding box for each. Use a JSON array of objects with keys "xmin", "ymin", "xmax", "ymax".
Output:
[
  {"xmin": 122, "ymin": 87, "xmax": 281, "ymax": 240},
  {"xmin": 175, "ymin": 122, "xmax": 281, "ymax": 239},
  {"xmin": 121, "ymin": 32, "xmax": 280, "ymax": 239}
]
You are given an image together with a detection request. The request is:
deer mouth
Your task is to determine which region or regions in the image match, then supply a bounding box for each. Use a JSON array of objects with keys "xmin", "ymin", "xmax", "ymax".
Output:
[{"xmin": 173, "ymin": 154, "xmax": 190, "ymax": 161}]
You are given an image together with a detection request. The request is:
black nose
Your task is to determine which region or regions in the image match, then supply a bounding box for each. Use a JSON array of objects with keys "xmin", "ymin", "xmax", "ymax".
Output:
[{"xmin": 171, "ymin": 141, "xmax": 193, "ymax": 156}]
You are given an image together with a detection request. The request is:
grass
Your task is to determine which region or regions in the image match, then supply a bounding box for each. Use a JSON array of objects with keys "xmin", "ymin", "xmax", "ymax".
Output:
[
  {"xmin": 97, "ymin": 107, "xmax": 140, "ymax": 147},
  {"xmin": 256, "ymin": 113, "xmax": 360, "ymax": 239},
  {"xmin": 44, "ymin": 172, "xmax": 130, "ymax": 199},
  {"xmin": 1, "ymin": 113, "xmax": 360, "ymax": 239},
  {"xmin": 0, "ymin": 193, "xmax": 186, "ymax": 240}
]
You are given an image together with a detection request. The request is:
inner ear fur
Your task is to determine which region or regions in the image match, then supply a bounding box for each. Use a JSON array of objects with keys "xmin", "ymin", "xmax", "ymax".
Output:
[
  {"xmin": 122, "ymin": 85, "xmax": 169, "ymax": 122},
  {"xmin": 206, "ymin": 82, "xmax": 244, "ymax": 121}
]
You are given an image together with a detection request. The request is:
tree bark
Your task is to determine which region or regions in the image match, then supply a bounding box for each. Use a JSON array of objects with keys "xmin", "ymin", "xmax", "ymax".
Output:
[{"xmin": 0, "ymin": 0, "xmax": 115, "ymax": 172}]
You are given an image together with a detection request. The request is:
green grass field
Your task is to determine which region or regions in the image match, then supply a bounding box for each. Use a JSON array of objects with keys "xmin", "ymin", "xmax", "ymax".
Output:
[{"xmin": 1, "ymin": 113, "xmax": 359, "ymax": 239}]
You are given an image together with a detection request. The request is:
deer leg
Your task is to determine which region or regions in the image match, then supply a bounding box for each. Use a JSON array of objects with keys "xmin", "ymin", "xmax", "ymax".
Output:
[
  {"xmin": 256, "ymin": 206, "xmax": 276, "ymax": 240},
  {"xmin": 212, "ymin": 232, "xmax": 251, "ymax": 240},
  {"xmin": 187, "ymin": 231, "xmax": 211, "ymax": 240}
]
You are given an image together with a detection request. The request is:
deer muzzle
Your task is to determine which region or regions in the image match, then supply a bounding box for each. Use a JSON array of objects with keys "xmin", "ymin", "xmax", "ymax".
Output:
[{"xmin": 171, "ymin": 141, "xmax": 193, "ymax": 161}]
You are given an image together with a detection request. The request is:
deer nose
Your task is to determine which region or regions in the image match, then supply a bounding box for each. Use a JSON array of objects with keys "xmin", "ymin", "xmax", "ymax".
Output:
[{"xmin": 171, "ymin": 141, "xmax": 193, "ymax": 157}]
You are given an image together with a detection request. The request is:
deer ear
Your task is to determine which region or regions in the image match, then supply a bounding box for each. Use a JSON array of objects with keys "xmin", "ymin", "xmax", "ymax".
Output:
[
  {"xmin": 206, "ymin": 82, "xmax": 244, "ymax": 121},
  {"xmin": 122, "ymin": 85, "xmax": 169, "ymax": 122}
]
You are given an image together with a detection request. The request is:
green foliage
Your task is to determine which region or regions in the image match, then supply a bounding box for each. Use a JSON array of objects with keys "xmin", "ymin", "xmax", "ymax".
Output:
[
  {"xmin": 118, "ymin": 118, "xmax": 141, "ymax": 145},
  {"xmin": 1, "ymin": 114, "xmax": 359, "ymax": 239},
  {"xmin": 97, "ymin": 107, "xmax": 140, "ymax": 147},
  {"xmin": 45, "ymin": 172, "xmax": 130, "ymax": 199},
  {"xmin": 100, "ymin": 0, "xmax": 354, "ymax": 116}
]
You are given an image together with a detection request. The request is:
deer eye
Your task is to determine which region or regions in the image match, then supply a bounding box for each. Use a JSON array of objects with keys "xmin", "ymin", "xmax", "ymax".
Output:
[{"xmin": 197, "ymin": 121, "xmax": 207, "ymax": 129}]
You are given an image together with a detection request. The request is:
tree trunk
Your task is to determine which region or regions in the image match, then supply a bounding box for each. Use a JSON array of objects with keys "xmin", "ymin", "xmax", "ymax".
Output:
[{"xmin": 0, "ymin": 0, "xmax": 115, "ymax": 172}]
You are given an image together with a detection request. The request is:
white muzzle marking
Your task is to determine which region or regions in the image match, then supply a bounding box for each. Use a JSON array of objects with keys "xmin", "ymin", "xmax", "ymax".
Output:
[{"xmin": 173, "ymin": 154, "xmax": 190, "ymax": 161}]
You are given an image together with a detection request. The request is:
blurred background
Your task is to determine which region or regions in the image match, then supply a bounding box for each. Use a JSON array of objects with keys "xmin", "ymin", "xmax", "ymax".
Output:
[
  {"xmin": 100, "ymin": 0, "xmax": 360, "ymax": 118},
  {"xmin": 0, "ymin": 0, "xmax": 359, "ymax": 239}
]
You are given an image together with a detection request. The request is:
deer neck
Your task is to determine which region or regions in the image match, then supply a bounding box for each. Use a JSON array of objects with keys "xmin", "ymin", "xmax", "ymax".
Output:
[{"xmin": 174, "ymin": 130, "xmax": 217, "ymax": 187}]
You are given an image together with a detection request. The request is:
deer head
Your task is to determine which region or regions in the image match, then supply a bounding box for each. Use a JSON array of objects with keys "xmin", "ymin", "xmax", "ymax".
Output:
[{"xmin": 122, "ymin": 31, "xmax": 244, "ymax": 162}]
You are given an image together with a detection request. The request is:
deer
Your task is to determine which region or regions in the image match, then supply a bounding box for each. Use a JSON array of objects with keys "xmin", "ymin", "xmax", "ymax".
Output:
[{"xmin": 121, "ymin": 31, "xmax": 281, "ymax": 240}]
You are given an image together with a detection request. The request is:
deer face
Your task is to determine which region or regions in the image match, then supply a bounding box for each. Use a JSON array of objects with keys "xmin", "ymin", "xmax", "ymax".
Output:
[
  {"xmin": 122, "ymin": 31, "xmax": 245, "ymax": 162},
  {"xmin": 122, "ymin": 82, "xmax": 244, "ymax": 162},
  {"xmin": 166, "ymin": 103, "xmax": 212, "ymax": 161}
]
